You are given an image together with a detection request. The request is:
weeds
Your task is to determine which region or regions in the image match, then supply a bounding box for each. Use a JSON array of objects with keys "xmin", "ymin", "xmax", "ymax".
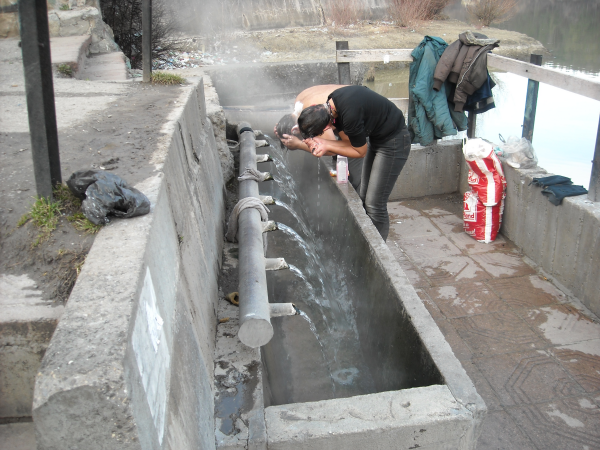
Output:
[
  {"xmin": 60, "ymin": 4, "xmax": 70, "ymax": 11},
  {"xmin": 18, "ymin": 184, "xmax": 103, "ymax": 248},
  {"xmin": 68, "ymin": 213, "xmax": 103, "ymax": 234},
  {"xmin": 57, "ymin": 64, "xmax": 73, "ymax": 77},
  {"xmin": 54, "ymin": 248, "xmax": 88, "ymax": 302},
  {"xmin": 388, "ymin": 0, "xmax": 453, "ymax": 27},
  {"xmin": 466, "ymin": 0, "xmax": 517, "ymax": 27},
  {"xmin": 53, "ymin": 183, "xmax": 81, "ymax": 213},
  {"xmin": 151, "ymin": 71, "xmax": 186, "ymax": 85},
  {"xmin": 325, "ymin": 0, "xmax": 362, "ymax": 27}
]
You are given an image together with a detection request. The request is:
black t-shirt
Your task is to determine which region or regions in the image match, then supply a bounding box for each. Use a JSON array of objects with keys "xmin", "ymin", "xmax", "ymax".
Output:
[{"xmin": 328, "ymin": 85, "xmax": 405, "ymax": 147}]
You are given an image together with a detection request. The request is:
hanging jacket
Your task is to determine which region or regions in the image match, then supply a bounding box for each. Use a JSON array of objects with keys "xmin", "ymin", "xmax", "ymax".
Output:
[
  {"xmin": 408, "ymin": 36, "xmax": 468, "ymax": 146},
  {"xmin": 464, "ymin": 72, "xmax": 496, "ymax": 115},
  {"xmin": 433, "ymin": 31, "xmax": 500, "ymax": 112}
]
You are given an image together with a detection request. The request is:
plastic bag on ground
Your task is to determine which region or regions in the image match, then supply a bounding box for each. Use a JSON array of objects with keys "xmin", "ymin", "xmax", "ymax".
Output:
[
  {"xmin": 463, "ymin": 138, "xmax": 507, "ymax": 206},
  {"xmin": 66, "ymin": 169, "xmax": 151, "ymax": 225},
  {"xmin": 497, "ymin": 134, "xmax": 538, "ymax": 169}
]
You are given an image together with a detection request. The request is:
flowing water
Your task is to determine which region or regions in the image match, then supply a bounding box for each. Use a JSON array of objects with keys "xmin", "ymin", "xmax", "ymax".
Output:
[{"xmin": 260, "ymin": 142, "xmax": 378, "ymax": 404}]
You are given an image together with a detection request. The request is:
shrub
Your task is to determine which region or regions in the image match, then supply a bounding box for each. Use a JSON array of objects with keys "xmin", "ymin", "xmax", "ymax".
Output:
[
  {"xmin": 389, "ymin": 0, "xmax": 453, "ymax": 27},
  {"xmin": 324, "ymin": 0, "xmax": 362, "ymax": 27},
  {"xmin": 100, "ymin": 0, "xmax": 181, "ymax": 70},
  {"xmin": 466, "ymin": 0, "xmax": 518, "ymax": 27}
]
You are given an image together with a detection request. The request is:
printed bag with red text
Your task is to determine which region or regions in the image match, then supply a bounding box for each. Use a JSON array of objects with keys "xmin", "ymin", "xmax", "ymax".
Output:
[
  {"xmin": 463, "ymin": 189, "xmax": 505, "ymax": 243},
  {"xmin": 463, "ymin": 138, "xmax": 506, "ymax": 206}
]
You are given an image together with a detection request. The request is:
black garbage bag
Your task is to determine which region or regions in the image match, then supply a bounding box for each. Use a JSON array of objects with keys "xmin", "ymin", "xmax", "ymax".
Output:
[{"xmin": 66, "ymin": 169, "xmax": 151, "ymax": 225}]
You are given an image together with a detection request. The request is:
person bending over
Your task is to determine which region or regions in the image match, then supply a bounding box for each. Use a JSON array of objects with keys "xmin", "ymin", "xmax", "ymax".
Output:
[
  {"xmin": 274, "ymin": 84, "xmax": 363, "ymax": 192},
  {"xmin": 297, "ymin": 85, "xmax": 410, "ymax": 241}
]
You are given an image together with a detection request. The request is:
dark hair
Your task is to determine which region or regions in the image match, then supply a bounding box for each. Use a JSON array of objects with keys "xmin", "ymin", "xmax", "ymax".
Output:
[
  {"xmin": 297, "ymin": 104, "xmax": 330, "ymax": 139},
  {"xmin": 276, "ymin": 113, "xmax": 297, "ymax": 138}
]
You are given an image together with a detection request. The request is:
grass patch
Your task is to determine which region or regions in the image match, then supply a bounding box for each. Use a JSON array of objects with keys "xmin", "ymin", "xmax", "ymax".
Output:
[
  {"xmin": 57, "ymin": 63, "xmax": 74, "ymax": 77},
  {"xmin": 60, "ymin": 4, "xmax": 70, "ymax": 11},
  {"xmin": 53, "ymin": 183, "xmax": 82, "ymax": 213},
  {"xmin": 68, "ymin": 212, "xmax": 103, "ymax": 234},
  {"xmin": 18, "ymin": 184, "xmax": 104, "ymax": 247},
  {"xmin": 18, "ymin": 196, "xmax": 63, "ymax": 247},
  {"xmin": 151, "ymin": 71, "xmax": 186, "ymax": 85}
]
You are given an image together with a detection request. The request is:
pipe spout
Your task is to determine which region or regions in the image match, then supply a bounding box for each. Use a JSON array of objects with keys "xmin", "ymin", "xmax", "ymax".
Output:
[
  {"xmin": 270, "ymin": 303, "xmax": 300, "ymax": 318},
  {"xmin": 256, "ymin": 154, "xmax": 272, "ymax": 163},
  {"xmin": 265, "ymin": 258, "xmax": 289, "ymax": 271},
  {"xmin": 262, "ymin": 220, "xmax": 278, "ymax": 233},
  {"xmin": 260, "ymin": 195, "xmax": 275, "ymax": 205}
]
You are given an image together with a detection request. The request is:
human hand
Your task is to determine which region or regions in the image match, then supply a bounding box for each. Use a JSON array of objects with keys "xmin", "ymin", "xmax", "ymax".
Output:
[
  {"xmin": 281, "ymin": 133, "xmax": 303, "ymax": 150},
  {"xmin": 304, "ymin": 137, "xmax": 327, "ymax": 157}
]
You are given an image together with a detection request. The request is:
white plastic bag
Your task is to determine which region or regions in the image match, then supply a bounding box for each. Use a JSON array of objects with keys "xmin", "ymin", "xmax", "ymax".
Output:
[{"xmin": 497, "ymin": 134, "xmax": 538, "ymax": 169}]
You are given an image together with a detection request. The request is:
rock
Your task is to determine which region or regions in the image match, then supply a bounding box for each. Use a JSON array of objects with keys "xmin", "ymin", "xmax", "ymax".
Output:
[{"xmin": 203, "ymin": 78, "xmax": 235, "ymax": 183}]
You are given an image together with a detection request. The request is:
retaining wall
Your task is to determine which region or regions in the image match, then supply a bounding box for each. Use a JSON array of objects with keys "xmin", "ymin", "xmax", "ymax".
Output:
[
  {"xmin": 389, "ymin": 141, "xmax": 600, "ymax": 317},
  {"xmin": 32, "ymin": 77, "xmax": 225, "ymax": 450},
  {"xmin": 498, "ymin": 165, "xmax": 600, "ymax": 317}
]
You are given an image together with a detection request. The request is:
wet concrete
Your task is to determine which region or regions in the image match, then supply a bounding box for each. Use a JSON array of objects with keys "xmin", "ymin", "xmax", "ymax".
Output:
[{"xmin": 386, "ymin": 195, "xmax": 600, "ymax": 450}]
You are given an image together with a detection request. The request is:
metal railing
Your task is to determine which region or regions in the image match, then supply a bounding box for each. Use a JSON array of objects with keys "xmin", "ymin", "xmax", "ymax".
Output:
[{"xmin": 335, "ymin": 41, "xmax": 600, "ymax": 201}]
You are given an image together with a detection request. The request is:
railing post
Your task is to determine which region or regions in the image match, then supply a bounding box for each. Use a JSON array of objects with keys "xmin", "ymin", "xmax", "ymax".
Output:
[
  {"xmin": 18, "ymin": 0, "xmax": 62, "ymax": 199},
  {"xmin": 142, "ymin": 0, "xmax": 152, "ymax": 82},
  {"xmin": 467, "ymin": 111, "xmax": 476, "ymax": 138},
  {"xmin": 522, "ymin": 54, "xmax": 543, "ymax": 142},
  {"xmin": 589, "ymin": 115, "xmax": 600, "ymax": 201},
  {"xmin": 336, "ymin": 41, "xmax": 351, "ymax": 85}
]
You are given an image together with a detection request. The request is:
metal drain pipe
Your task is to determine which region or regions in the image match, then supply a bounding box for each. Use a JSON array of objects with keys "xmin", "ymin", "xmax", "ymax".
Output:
[{"xmin": 236, "ymin": 123, "xmax": 296, "ymax": 348}]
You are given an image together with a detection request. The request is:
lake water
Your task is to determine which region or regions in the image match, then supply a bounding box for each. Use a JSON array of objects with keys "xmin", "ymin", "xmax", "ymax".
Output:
[{"xmin": 366, "ymin": 0, "xmax": 600, "ymax": 188}]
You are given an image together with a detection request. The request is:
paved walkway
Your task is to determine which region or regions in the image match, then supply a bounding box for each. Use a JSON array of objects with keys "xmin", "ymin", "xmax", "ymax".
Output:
[{"xmin": 386, "ymin": 196, "xmax": 600, "ymax": 450}]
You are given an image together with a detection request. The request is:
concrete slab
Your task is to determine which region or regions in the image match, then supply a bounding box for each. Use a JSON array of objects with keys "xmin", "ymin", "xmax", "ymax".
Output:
[
  {"xmin": 0, "ymin": 274, "xmax": 64, "ymax": 418},
  {"xmin": 0, "ymin": 422, "xmax": 36, "ymax": 450},
  {"xmin": 386, "ymin": 196, "xmax": 600, "ymax": 449},
  {"xmin": 265, "ymin": 386, "xmax": 475, "ymax": 450},
  {"xmin": 50, "ymin": 35, "xmax": 91, "ymax": 74},
  {"xmin": 78, "ymin": 52, "xmax": 128, "ymax": 82}
]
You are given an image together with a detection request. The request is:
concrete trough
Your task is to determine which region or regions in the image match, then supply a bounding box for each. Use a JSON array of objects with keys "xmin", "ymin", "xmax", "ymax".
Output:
[{"xmin": 252, "ymin": 142, "xmax": 485, "ymax": 449}]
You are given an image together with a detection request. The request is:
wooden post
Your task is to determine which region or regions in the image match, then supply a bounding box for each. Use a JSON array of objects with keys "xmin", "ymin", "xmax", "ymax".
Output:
[
  {"xmin": 467, "ymin": 111, "xmax": 476, "ymax": 138},
  {"xmin": 18, "ymin": 0, "xmax": 61, "ymax": 199},
  {"xmin": 142, "ymin": 0, "xmax": 152, "ymax": 83},
  {"xmin": 522, "ymin": 54, "xmax": 543, "ymax": 142},
  {"xmin": 589, "ymin": 115, "xmax": 600, "ymax": 201},
  {"xmin": 336, "ymin": 41, "xmax": 351, "ymax": 85}
]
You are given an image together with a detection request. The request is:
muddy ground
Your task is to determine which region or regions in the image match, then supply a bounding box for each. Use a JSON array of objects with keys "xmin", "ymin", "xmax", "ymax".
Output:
[{"xmin": 0, "ymin": 19, "xmax": 547, "ymax": 304}]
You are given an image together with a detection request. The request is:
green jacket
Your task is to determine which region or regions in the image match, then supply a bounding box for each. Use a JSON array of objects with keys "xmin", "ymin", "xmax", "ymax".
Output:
[{"xmin": 408, "ymin": 36, "xmax": 467, "ymax": 146}]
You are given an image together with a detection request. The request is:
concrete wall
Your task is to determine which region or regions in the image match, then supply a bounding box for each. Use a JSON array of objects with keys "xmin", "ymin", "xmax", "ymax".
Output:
[
  {"xmin": 495, "ymin": 165, "xmax": 600, "ymax": 317},
  {"xmin": 0, "ymin": 277, "xmax": 64, "ymax": 419},
  {"xmin": 32, "ymin": 78, "xmax": 225, "ymax": 450},
  {"xmin": 390, "ymin": 140, "xmax": 600, "ymax": 317},
  {"xmin": 389, "ymin": 140, "xmax": 463, "ymax": 201},
  {"xmin": 171, "ymin": 0, "xmax": 390, "ymax": 34}
]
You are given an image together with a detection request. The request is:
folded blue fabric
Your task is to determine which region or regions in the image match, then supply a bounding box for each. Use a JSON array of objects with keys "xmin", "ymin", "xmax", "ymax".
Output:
[
  {"xmin": 530, "ymin": 175, "xmax": 573, "ymax": 187},
  {"xmin": 541, "ymin": 184, "xmax": 588, "ymax": 205}
]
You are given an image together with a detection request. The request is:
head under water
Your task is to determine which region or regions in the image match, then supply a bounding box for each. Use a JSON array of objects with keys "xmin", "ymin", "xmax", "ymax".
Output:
[{"xmin": 297, "ymin": 104, "xmax": 331, "ymax": 139}]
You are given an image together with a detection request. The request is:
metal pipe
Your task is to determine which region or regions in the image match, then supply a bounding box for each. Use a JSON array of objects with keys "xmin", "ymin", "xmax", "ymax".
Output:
[
  {"xmin": 589, "ymin": 115, "xmax": 600, "ymax": 202},
  {"xmin": 236, "ymin": 122, "xmax": 273, "ymax": 348},
  {"xmin": 18, "ymin": 0, "xmax": 62, "ymax": 199},
  {"xmin": 142, "ymin": 0, "xmax": 152, "ymax": 83},
  {"xmin": 522, "ymin": 54, "xmax": 543, "ymax": 142},
  {"xmin": 337, "ymin": 41, "xmax": 351, "ymax": 85}
]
